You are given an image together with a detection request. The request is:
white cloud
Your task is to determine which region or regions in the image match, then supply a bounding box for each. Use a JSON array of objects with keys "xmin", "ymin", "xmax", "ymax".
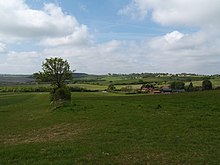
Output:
[
  {"xmin": 119, "ymin": 0, "xmax": 220, "ymax": 28},
  {"xmin": 148, "ymin": 31, "xmax": 185, "ymax": 50},
  {"xmin": 7, "ymin": 51, "xmax": 42, "ymax": 63},
  {"xmin": 164, "ymin": 31, "xmax": 184, "ymax": 44},
  {"xmin": 0, "ymin": 51, "xmax": 43, "ymax": 74},
  {"xmin": 146, "ymin": 30, "xmax": 220, "ymax": 74},
  {"xmin": 0, "ymin": 43, "xmax": 7, "ymax": 54},
  {"xmin": 40, "ymin": 25, "xmax": 91, "ymax": 47},
  {"xmin": 40, "ymin": 40, "xmax": 127, "ymax": 74},
  {"xmin": 0, "ymin": 0, "xmax": 89, "ymax": 46},
  {"xmin": 118, "ymin": 0, "xmax": 148, "ymax": 20},
  {"xmin": 116, "ymin": 0, "xmax": 220, "ymax": 74},
  {"xmin": 2, "ymin": 30, "xmax": 220, "ymax": 75}
]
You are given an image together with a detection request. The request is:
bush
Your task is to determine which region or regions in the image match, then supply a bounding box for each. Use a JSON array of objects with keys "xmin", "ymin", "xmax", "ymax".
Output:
[
  {"xmin": 215, "ymin": 86, "xmax": 220, "ymax": 90},
  {"xmin": 50, "ymin": 86, "xmax": 71, "ymax": 102},
  {"xmin": 202, "ymin": 79, "xmax": 212, "ymax": 90},
  {"xmin": 171, "ymin": 81, "xmax": 185, "ymax": 89},
  {"xmin": 107, "ymin": 84, "xmax": 116, "ymax": 91},
  {"xmin": 68, "ymin": 86, "xmax": 99, "ymax": 92},
  {"xmin": 187, "ymin": 82, "xmax": 194, "ymax": 92}
]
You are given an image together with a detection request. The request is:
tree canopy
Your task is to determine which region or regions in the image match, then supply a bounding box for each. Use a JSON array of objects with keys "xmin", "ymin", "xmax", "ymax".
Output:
[{"xmin": 34, "ymin": 57, "xmax": 72, "ymax": 88}]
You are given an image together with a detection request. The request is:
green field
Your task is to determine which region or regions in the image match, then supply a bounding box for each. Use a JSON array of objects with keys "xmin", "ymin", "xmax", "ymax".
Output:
[
  {"xmin": 0, "ymin": 91, "xmax": 220, "ymax": 164},
  {"xmin": 1, "ymin": 74, "xmax": 220, "ymax": 93}
]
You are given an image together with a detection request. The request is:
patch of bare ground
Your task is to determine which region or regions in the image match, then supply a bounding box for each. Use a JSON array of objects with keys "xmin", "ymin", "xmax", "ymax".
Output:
[{"xmin": 1, "ymin": 123, "xmax": 88, "ymax": 145}]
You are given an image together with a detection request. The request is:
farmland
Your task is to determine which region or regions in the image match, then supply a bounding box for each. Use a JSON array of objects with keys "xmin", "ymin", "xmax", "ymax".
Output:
[
  {"xmin": 0, "ymin": 91, "xmax": 220, "ymax": 164},
  {"xmin": 1, "ymin": 73, "xmax": 220, "ymax": 92},
  {"xmin": 1, "ymin": 1, "xmax": 220, "ymax": 164}
]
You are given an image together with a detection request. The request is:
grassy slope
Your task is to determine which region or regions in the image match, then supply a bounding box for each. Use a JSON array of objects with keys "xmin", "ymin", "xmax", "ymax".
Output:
[{"xmin": 0, "ymin": 91, "xmax": 220, "ymax": 164}]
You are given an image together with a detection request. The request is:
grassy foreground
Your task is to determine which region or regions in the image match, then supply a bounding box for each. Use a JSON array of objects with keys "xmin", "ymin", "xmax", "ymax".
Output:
[{"xmin": 0, "ymin": 91, "xmax": 220, "ymax": 164}]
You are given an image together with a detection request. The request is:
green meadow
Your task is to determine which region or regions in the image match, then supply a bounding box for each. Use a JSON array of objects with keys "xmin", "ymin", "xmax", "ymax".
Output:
[{"xmin": 0, "ymin": 91, "xmax": 220, "ymax": 164}]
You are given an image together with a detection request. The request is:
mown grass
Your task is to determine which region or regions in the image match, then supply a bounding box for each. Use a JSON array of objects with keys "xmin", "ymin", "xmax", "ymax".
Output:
[{"xmin": 0, "ymin": 91, "xmax": 220, "ymax": 164}]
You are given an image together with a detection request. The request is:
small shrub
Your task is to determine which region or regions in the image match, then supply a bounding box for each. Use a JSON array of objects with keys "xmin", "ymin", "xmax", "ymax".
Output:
[
  {"xmin": 107, "ymin": 84, "xmax": 116, "ymax": 91},
  {"xmin": 187, "ymin": 82, "xmax": 194, "ymax": 92},
  {"xmin": 50, "ymin": 86, "xmax": 71, "ymax": 102},
  {"xmin": 215, "ymin": 86, "xmax": 220, "ymax": 90},
  {"xmin": 202, "ymin": 79, "xmax": 212, "ymax": 90},
  {"xmin": 170, "ymin": 81, "xmax": 185, "ymax": 90},
  {"xmin": 69, "ymin": 86, "xmax": 87, "ymax": 92}
]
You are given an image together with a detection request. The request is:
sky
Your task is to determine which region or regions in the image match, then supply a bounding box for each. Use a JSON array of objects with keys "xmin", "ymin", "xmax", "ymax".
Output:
[{"xmin": 0, "ymin": 0, "xmax": 220, "ymax": 75}]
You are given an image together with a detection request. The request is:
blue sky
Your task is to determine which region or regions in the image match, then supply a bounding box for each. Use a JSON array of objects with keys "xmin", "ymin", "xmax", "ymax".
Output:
[{"xmin": 0, "ymin": 0, "xmax": 220, "ymax": 74}]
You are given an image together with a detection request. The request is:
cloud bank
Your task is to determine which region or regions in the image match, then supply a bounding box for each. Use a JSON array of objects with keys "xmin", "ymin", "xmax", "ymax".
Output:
[
  {"xmin": 119, "ymin": 0, "xmax": 220, "ymax": 27},
  {"xmin": 117, "ymin": 0, "xmax": 220, "ymax": 74},
  {"xmin": 0, "ymin": 0, "xmax": 90, "ymax": 45},
  {"xmin": 0, "ymin": 0, "xmax": 220, "ymax": 74}
]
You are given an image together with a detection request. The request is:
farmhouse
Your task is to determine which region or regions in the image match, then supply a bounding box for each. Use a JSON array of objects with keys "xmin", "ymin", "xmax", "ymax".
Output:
[
  {"xmin": 141, "ymin": 87, "xmax": 154, "ymax": 93},
  {"xmin": 140, "ymin": 84, "xmax": 155, "ymax": 93},
  {"xmin": 153, "ymin": 90, "xmax": 161, "ymax": 94}
]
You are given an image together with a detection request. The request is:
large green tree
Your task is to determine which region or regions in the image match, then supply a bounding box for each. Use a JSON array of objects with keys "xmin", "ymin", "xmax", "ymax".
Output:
[
  {"xmin": 35, "ymin": 57, "xmax": 72, "ymax": 88},
  {"xmin": 34, "ymin": 57, "xmax": 73, "ymax": 103}
]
